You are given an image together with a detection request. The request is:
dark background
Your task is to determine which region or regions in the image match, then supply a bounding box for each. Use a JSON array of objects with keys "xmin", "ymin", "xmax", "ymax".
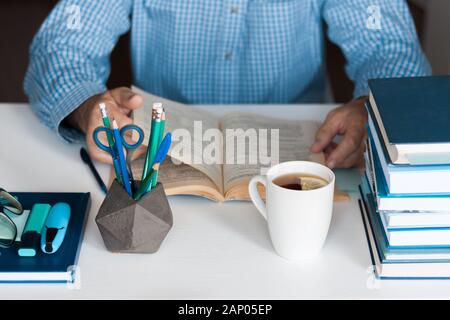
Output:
[{"xmin": 0, "ymin": 0, "xmax": 427, "ymax": 103}]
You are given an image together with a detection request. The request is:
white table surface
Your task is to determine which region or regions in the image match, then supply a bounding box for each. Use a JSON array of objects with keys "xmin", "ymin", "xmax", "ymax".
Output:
[{"xmin": 2, "ymin": 103, "xmax": 450, "ymax": 300}]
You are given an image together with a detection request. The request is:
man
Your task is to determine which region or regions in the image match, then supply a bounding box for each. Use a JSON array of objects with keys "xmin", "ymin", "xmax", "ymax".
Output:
[{"xmin": 24, "ymin": 0, "xmax": 430, "ymax": 168}]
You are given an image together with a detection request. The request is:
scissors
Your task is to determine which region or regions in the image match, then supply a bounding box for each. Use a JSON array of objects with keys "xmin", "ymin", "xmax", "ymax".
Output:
[
  {"xmin": 93, "ymin": 124, "xmax": 145, "ymax": 194},
  {"xmin": 93, "ymin": 124, "xmax": 144, "ymax": 153}
]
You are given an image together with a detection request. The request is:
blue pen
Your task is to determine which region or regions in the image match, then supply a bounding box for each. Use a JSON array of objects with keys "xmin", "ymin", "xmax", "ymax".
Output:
[
  {"xmin": 112, "ymin": 119, "xmax": 132, "ymax": 196},
  {"xmin": 153, "ymin": 133, "xmax": 172, "ymax": 167}
]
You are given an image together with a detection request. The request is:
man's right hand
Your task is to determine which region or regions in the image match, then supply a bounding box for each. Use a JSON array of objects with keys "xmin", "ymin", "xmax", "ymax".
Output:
[{"xmin": 66, "ymin": 87, "xmax": 146, "ymax": 164}]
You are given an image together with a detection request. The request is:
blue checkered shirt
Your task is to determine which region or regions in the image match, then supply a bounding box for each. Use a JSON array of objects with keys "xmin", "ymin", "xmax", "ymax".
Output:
[{"xmin": 24, "ymin": 0, "xmax": 431, "ymax": 142}]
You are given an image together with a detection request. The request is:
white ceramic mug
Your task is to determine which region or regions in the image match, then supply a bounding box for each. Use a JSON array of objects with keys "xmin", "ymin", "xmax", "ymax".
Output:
[{"xmin": 248, "ymin": 161, "xmax": 335, "ymax": 261}]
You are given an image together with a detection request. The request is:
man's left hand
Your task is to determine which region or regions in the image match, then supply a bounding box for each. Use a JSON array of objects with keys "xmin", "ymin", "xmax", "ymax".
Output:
[{"xmin": 310, "ymin": 97, "xmax": 368, "ymax": 169}]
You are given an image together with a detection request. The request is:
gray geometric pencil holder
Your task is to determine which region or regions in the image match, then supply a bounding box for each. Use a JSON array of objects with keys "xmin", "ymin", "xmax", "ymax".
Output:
[{"xmin": 95, "ymin": 180, "xmax": 173, "ymax": 253}]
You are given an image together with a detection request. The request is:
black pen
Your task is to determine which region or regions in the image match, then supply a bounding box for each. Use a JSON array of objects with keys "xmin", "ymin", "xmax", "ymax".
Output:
[{"xmin": 80, "ymin": 147, "xmax": 108, "ymax": 194}]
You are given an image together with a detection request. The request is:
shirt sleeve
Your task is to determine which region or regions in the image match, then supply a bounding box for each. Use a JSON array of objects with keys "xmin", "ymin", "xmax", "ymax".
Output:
[
  {"xmin": 24, "ymin": 0, "xmax": 132, "ymax": 143},
  {"xmin": 322, "ymin": 0, "xmax": 432, "ymax": 99}
]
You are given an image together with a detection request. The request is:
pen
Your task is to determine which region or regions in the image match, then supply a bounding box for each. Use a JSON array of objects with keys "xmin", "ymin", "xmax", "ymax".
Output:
[
  {"xmin": 80, "ymin": 148, "xmax": 108, "ymax": 194},
  {"xmin": 134, "ymin": 133, "xmax": 172, "ymax": 200},
  {"xmin": 99, "ymin": 103, "xmax": 123, "ymax": 185},
  {"xmin": 141, "ymin": 103, "xmax": 163, "ymax": 187},
  {"xmin": 112, "ymin": 119, "xmax": 133, "ymax": 196}
]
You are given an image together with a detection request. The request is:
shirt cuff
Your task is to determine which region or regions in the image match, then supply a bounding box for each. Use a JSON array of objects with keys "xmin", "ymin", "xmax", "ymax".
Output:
[
  {"xmin": 353, "ymin": 81, "xmax": 370, "ymax": 100},
  {"xmin": 51, "ymin": 82, "xmax": 106, "ymax": 143}
]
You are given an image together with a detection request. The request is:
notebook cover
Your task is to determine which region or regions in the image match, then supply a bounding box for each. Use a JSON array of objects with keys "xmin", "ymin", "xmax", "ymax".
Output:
[
  {"xmin": 0, "ymin": 192, "xmax": 91, "ymax": 282},
  {"xmin": 368, "ymin": 75, "xmax": 450, "ymax": 145}
]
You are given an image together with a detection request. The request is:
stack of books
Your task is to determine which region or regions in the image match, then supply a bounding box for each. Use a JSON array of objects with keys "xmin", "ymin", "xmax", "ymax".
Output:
[{"xmin": 360, "ymin": 75, "xmax": 450, "ymax": 279}]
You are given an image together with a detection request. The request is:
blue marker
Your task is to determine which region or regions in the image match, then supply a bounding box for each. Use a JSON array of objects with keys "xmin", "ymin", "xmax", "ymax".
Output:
[{"xmin": 41, "ymin": 203, "xmax": 71, "ymax": 254}]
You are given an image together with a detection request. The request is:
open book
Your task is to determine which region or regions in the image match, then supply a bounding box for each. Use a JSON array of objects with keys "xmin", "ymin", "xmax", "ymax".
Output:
[{"xmin": 131, "ymin": 86, "xmax": 349, "ymax": 202}]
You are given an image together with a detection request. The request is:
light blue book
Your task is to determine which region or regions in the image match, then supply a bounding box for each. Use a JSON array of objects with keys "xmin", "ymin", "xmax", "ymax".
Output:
[
  {"xmin": 361, "ymin": 176, "xmax": 450, "ymax": 256},
  {"xmin": 359, "ymin": 177, "xmax": 450, "ymax": 279},
  {"xmin": 367, "ymin": 136, "xmax": 450, "ymax": 213}
]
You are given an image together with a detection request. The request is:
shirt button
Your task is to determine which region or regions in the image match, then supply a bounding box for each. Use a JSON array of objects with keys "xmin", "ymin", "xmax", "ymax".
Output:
[
  {"xmin": 225, "ymin": 52, "xmax": 233, "ymax": 60},
  {"xmin": 230, "ymin": 6, "xmax": 239, "ymax": 14}
]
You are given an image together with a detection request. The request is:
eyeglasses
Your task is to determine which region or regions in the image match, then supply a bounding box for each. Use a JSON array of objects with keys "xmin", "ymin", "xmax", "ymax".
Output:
[{"xmin": 0, "ymin": 188, "xmax": 23, "ymax": 248}]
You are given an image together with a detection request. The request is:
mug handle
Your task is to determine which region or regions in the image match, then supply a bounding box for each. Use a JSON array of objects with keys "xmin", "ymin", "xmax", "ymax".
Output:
[{"xmin": 248, "ymin": 175, "xmax": 268, "ymax": 220}]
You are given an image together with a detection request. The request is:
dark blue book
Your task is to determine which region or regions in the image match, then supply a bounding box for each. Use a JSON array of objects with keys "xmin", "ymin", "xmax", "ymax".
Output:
[
  {"xmin": 368, "ymin": 75, "xmax": 450, "ymax": 165},
  {"xmin": 0, "ymin": 192, "xmax": 90, "ymax": 283},
  {"xmin": 366, "ymin": 99, "xmax": 450, "ymax": 194}
]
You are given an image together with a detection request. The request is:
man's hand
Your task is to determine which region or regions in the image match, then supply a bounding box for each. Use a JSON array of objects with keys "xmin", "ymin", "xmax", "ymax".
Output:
[
  {"xmin": 66, "ymin": 87, "xmax": 146, "ymax": 164},
  {"xmin": 310, "ymin": 97, "xmax": 368, "ymax": 169}
]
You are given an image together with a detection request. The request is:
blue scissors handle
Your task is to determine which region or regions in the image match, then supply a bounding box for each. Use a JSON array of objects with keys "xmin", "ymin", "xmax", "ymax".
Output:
[
  {"xmin": 120, "ymin": 124, "xmax": 144, "ymax": 149},
  {"xmin": 93, "ymin": 126, "xmax": 113, "ymax": 152},
  {"xmin": 93, "ymin": 125, "xmax": 144, "ymax": 152}
]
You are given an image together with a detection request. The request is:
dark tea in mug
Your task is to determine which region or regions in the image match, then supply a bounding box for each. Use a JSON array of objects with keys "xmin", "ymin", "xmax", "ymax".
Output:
[{"xmin": 272, "ymin": 173, "xmax": 328, "ymax": 191}]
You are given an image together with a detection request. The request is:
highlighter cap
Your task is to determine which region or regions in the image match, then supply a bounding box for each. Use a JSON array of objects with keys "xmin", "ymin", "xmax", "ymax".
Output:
[{"xmin": 18, "ymin": 231, "xmax": 39, "ymax": 257}]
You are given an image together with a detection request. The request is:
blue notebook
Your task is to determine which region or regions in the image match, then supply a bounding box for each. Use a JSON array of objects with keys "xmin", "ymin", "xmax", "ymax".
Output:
[
  {"xmin": 368, "ymin": 75, "xmax": 450, "ymax": 165},
  {"xmin": 0, "ymin": 192, "xmax": 90, "ymax": 283}
]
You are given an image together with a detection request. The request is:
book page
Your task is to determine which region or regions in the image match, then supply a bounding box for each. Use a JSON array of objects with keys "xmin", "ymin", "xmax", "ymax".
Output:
[
  {"xmin": 132, "ymin": 86, "xmax": 224, "ymax": 193},
  {"xmin": 220, "ymin": 112, "xmax": 322, "ymax": 194},
  {"xmin": 131, "ymin": 155, "xmax": 224, "ymax": 201}
]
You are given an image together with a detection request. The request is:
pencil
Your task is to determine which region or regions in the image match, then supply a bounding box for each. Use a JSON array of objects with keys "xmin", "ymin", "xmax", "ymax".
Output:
[
  {"xmin": 99, "ymin": 103, "xmax": 123, "ymax": 185},
  {"xmin": 141, "ymin": 103, "xmax": 163, "ymax": 187},
  {"xmin": 152, "ymin": 109, "xmax": 165, "ymax": 188}
]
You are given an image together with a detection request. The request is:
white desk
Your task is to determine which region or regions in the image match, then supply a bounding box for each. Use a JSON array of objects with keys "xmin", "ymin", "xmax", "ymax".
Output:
[{"xmin": 2, "ymin": 103, "xmax": 450, "ymax": 300}]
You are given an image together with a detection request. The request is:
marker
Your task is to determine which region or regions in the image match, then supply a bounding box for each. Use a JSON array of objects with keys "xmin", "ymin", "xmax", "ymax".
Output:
[
  {"xmin": 41, "ymin": 203, "xmax": 71, "ymax": 254},
  {"xmin": 18, "ymin": 204, "xmax": 51, "ymax": 257}
]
